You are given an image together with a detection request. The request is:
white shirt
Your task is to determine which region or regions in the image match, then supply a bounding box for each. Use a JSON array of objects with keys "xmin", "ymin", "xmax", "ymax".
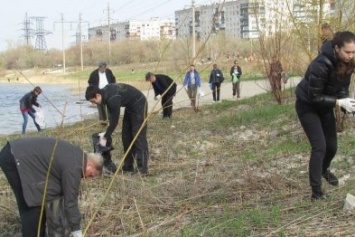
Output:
[
  {"xmin": 190, "ymin": 71, "xmax": 196, "ymax": 85},
  {"xmin": 98, "ymin": 71, "xmax": 108, "ymax": 89}
]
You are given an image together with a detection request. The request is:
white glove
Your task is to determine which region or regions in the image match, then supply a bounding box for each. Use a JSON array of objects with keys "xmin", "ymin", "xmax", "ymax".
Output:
[
  {"xmin": 336, "ymin": 98, "xmax": 355, "ymax": 112},
  {"xmin": 98, "ymin": 132, "xmax": 107, "ymax": 146},
  {"xmin": 184, "ymin": 85, "xmax": 188, "ymax": 90},
  {"xmin": 155, "ymin": 95, "xmax": 161, "ymax": 100},
  {"xmin": 198, "ymin": 89, "xmax": 205, "ymax": 97},
  {"xmin": 71, "ymin": 230, "xmax": 83, "ymax": 237}
]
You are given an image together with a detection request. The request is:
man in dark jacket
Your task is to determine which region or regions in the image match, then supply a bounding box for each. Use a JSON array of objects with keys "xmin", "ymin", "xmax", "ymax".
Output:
[
  {"xmin": 85, "ymin": 83, "xmax": 149, "ymax": 174},
  {"xmin": 0, "ymin": 137, "xmax": 103, "ymax": 237},
  {"xmin": 209, "ymin": 64, "xmax": 224, "ymax": 102},
  {"xmin": 88, "ymin": 61, "xmax": 116, "ymax": 122},
  {"xmin": 145, "ymin": 72, "xmax": 177, "ymax": 118}
]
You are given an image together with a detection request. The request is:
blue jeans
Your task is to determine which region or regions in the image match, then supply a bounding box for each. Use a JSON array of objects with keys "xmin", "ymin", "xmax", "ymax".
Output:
[{"xmin": 22, "ymin": 110, "xmax": 41, "ymax": 134}]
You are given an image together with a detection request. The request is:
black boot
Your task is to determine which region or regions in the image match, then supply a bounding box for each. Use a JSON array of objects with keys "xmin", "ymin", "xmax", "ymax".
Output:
[
  {"xmin": 311, "ymin": 186, "xmax": 326, "ymax": 201},
  {"xmin": 136, "ymin": 152, "xmax": 149, "ymax": 175},
  {"xmin": 103, "ymin": 152, "xmax": 117, "ymax": 174},
  {"xmin": 322, "ymin": 170, "xmax": 339, "ymax": 186}
]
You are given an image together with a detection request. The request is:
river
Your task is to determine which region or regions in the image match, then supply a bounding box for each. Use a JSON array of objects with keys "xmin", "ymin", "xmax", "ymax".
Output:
[{"xmin": 0, "ymin": 83, "xmax": 97, "ymax": 135}]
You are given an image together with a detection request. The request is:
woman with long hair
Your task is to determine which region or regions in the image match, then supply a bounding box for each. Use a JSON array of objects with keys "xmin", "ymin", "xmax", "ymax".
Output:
[
  {"xmin": 295, "ymin": 31, "xmax": 355, "ymax": 200},
  {"xmin": 19, "ymin": 86, "xmax": 42, "ymax": 134}
]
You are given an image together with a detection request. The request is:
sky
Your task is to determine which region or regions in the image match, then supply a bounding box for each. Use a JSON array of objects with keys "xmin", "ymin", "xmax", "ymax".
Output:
[{"xmin": 0, "ymin": 0, "xmax": 214, "ymax": 52}]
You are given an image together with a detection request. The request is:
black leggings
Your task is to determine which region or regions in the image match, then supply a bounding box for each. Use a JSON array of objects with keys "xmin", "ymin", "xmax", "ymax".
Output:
[
  {"xmin": 295, "ymin": 99, "xmax": 337, "ymax": 188},
  {"xmin": 0, "ymin": 142, "xmax": 46, "ymax": 237}
]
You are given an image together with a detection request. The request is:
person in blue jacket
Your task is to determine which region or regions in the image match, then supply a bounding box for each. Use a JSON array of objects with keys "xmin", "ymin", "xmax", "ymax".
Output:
[{"xmin": 183, "ymin": 64, "xmax": 202, "ymax": 111}]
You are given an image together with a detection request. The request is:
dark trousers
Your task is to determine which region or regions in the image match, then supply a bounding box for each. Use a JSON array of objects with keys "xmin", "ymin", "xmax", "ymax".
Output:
[
  {"xmin": 122, "ymin": 100, "xmax": 149, "ymax": 172},
  {"xmin": 187, "ymin": 85, "xmax": 198, "ymax": 109},
  {"xmin": 295, "ymin": 99, "xmax": 337, "ymax": 188},
  {"xmin": 232, "ymin": 80, "xmax": 241, "ymax": 97},
  {"xmin": 0, "ymin": 142, "xmax": 46, "ymax": 237},
  {"xmin": 211, "ymin": 82, "xmax": 221, "ymax": 101},
  {"xmin": 161, "ymin": 94, "xmax": 174, "ymax": 118}
]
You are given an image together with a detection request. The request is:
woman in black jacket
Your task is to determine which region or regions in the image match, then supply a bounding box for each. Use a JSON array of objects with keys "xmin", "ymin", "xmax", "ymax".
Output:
[
  {"xmin": 19, "ymin": 86, "xmax": 42, "ymax": 134},
  {"xmin": 295, "ymin": 31, "xmax": 355, "ymax": 200}
]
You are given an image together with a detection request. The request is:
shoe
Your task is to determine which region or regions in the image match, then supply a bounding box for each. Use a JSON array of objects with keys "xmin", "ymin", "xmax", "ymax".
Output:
[
  {"xmin": 311, "ymin": 186, "xmax": 327, "ymax": 201},
  {"xmin": 237, "ymin": 96, "xmax": 240, "ymax": 98},
  {"xmin": 104, "ymin": 160, "xmax": 117, "ymax": 174},
  {"xmin": 322, "ymin": 170, "xmax": 339, "ymax": 186},
  {"xmin": 122, "ymin": 165, "xmax": 134, "ymax": 173},
  {"xmin": 137, "ymin": 168, "xmax": 149, "ymax": 177}
]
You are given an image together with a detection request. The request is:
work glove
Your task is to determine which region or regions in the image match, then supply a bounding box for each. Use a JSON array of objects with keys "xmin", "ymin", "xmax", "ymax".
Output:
[
  {"xmin": 198, "ymin": 89, "xmax": 205, "ymax": 97},
  {"xmin": 184, "ymin": 85, "xmax": 188, "ymax": 90},
  {"xmin": 98, "ymin": 132, "xmax": 107, "ymax": 147},
  {"xmin": 155, "ymin": 95, "xmax": 161, "ymax": 100},
  {"xmin": 71, "ymin": 230, "xmax": 83, "ymax": 237},
  {"xmin": 336, "ymin": 98, "xmax": 355, "ymax": 112}
]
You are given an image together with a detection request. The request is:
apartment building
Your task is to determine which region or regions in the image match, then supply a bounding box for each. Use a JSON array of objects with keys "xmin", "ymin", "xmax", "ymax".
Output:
[
  {"xmin": 175, "ymin": 0, "xmax": 335, "ymax": 40},
  {"xmin": 88, "ymin": 18, "xmax": 175, "ymax": 42}
]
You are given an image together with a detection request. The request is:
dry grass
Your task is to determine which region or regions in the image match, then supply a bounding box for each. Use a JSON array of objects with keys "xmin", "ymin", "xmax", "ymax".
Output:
[{"xmin": 1, "ymin": 91, "xmax": 355, "ymax": 237}]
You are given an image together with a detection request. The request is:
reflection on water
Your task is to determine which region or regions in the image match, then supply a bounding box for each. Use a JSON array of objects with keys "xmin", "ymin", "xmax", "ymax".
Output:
[{"xmin": 0, "ymin": 84, "xmax": 97, "ymax": 135}]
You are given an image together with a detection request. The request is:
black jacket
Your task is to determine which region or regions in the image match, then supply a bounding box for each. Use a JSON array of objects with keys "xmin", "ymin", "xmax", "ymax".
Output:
[
  {"xmin": 88, "ymin": 68, "xmax": 116, "ymax": 87},
  {"xmin": 101, "ymin": 83, "xmax": 147, "ymax": 138},
  {"xmin": 230, "ymin": 65, "xmax": 242, "ymax": 79},
  {"xmin": 209, "ymin": 68, "xmax": 224, "ymax": 83},
  {"xmin": 151, "ymin": 74, "xmax": 177, "ymax": 97},
  {"xmin": 295, "ymin": 41, "xmax": 352, "ymax": 109},
  {"xmin": 9, "ymin": 137, "xmax": 86, "ymax": 231},
  {"xmin": 19, "ymin": 91, "xmax": 39, "ymax": 112}
]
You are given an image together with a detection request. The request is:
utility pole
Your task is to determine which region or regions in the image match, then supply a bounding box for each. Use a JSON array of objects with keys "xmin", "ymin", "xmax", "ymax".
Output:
[
  {"xmin": 106, "ymin": 3, "xmax": 112, "ymax": 64},
  {"xmin": 192, "ymin": 0, "xmax": 196, "ymax": 60},
  {"xmin": 79, "ymin": 14, "xmax": 84, "ymax": 71},
  {"xmin": 22, "ymin": 13, "xmax": 33, "ymax": 47},
  {"xmin": 31, "ymin": 16, "xmax": 51, "ymax": 51},
  {"xmin": 61, "ymin": 14, "xmax": 66, "ymax": 74},
  {"xmin": 54, "ymin": 15, "xmax": 89, "ymax": 72}
]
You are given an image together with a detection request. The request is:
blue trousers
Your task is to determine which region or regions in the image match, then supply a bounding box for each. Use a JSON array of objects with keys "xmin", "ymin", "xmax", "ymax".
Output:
[{"xmin": 22, "ymin": 110, "xmax": 41, "ymax": 134}]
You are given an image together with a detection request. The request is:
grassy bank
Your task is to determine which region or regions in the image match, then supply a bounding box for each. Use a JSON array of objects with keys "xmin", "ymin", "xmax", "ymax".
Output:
[{"xmin": 1, "ymin": 90, "xmax": 355, "ymax": 236}]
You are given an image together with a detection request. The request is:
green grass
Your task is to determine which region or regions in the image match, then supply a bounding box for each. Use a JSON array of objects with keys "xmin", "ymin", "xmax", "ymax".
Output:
[{"xmin": 1, "ymin": 88, "xmax": 355, "ymax": 236}]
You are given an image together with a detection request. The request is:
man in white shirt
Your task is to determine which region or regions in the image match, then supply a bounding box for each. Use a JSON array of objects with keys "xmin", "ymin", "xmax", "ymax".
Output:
[{"xmin": 88, "ymin": 61, "xmax": 116, "ymax": 122}]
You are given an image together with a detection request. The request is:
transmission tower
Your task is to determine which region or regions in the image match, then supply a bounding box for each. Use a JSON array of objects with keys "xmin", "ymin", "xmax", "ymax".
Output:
[
  {"xmin": 22, "ymin": 13, "xmax": 34, "ymax": 46},
  {"xmin": 30, "ymin": 16, "xmax": 51, "ymax": 50}
]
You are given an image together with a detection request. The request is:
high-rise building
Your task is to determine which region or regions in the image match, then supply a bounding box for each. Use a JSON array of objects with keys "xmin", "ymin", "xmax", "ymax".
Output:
[
  {"xmin": 175, "ymin": 0, "xmax": 335, "ymax": 40},
  {"xmin": 88, "ymin": 18, "xmax": 175, "ymax": 42}
]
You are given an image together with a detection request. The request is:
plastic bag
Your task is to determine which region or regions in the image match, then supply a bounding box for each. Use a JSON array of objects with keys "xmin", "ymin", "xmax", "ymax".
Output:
[
  {"xmin": 198, "ymin": 88, "xmax": 205, "ymax": 97},
  {"xmin": 232, "ymin": 74, "xmax": 239, "ymax": 83},
  {"xmin": 34, "ymin": 107, "xmax": 46, "ymax": 128}
]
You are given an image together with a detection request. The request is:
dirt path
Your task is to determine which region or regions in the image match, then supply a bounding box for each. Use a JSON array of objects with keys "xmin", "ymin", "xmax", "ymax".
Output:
[{"xmin": 143, "ymin": 77, "xmax": 302, "ymax": 114}]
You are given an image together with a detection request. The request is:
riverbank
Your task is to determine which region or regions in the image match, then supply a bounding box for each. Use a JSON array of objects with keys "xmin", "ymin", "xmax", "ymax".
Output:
[{"xmin": 2, "ymin": 82, "xmax": 355, "ymax": 236}]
